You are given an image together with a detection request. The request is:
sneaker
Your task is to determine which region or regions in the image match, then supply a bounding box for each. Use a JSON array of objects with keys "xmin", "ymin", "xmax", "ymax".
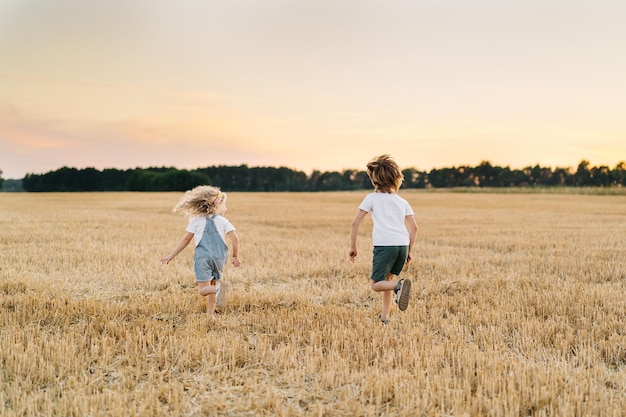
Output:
[
  {"xmin": 215, "ymin": 281, "xmax": 228, "ymax": 307},
  {"xmin": 380, "ymin": 315, "xmax": 389, "ymax": 326},
  {"xmin": 394, "ymin": 279, "xmax": 411, "ymax": 311}
]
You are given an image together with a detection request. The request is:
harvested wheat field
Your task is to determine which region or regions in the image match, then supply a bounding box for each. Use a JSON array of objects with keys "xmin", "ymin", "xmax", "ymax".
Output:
[{"xmin": 1, "ymin": 190, "xmax": 625, "ymax": 416}]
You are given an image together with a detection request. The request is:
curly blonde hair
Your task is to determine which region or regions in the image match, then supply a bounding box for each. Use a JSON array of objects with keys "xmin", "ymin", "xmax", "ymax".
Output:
[
  {"xmin": 172, "ymin": 185, "xmax": 226, "ymax": 218},
  {"xmin": 366, "ymin": 154, "xmax": 404, "ymax": 193}
]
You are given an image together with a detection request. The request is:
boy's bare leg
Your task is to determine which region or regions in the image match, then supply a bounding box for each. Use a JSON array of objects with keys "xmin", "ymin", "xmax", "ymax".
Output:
[
  {"xmin": 381, "ymin": 290, "xmax": 393, "ymax": 321},
  {"xmin": 371, "ymin": 274, "xmax": 396, "ymax": 321},
  {"xmin": 370, "ymin": 282, "xmax": 395, "ymax": 292}
]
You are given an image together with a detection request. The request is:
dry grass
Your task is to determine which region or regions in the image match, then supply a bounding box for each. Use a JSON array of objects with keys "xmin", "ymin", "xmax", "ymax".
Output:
[{"xmin": 1, "ymin": 191, "xmax": 625, "ymax": 416}]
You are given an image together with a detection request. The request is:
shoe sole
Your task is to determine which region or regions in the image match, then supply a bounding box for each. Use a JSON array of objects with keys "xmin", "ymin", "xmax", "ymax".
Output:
[
  {"xmin": 397, "ymin": 279, "xmax": 411, "ymax": 311},
  {"xmin": 216, "ymin": 282, "xmax": 228, "ymax": 307}
]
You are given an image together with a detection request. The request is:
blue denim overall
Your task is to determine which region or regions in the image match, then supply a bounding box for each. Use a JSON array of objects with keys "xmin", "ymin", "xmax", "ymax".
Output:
[{"xmin": 194, "ymin": 215, "xmax": 228, "ymax": 282}]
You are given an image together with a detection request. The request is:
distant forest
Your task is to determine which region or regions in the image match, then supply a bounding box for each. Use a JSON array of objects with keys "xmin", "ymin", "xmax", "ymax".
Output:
[{"xmin": 1, "ymin": 160, "xmax": 626, "ymax": 192}]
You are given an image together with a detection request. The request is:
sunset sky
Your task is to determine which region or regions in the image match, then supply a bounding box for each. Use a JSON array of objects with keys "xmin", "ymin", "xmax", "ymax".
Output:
[{"xmin": 1, "ymin": 0, "xmax": 625, "ymax": 179}]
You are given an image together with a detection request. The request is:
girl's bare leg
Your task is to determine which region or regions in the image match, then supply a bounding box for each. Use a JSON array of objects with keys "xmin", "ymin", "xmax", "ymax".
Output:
[
  {"xmin": 206, "ymin": 294, "xmax": 216, "ymax": 315},
  {"xmin": 197, "ymin": 281, "xmax": 218, "ymax": 315}
]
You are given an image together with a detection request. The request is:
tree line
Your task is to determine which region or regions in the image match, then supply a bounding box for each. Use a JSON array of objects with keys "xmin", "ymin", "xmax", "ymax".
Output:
[{"xmin": 2, "ymin": 160, "xmax": 626, "ymax": 192}]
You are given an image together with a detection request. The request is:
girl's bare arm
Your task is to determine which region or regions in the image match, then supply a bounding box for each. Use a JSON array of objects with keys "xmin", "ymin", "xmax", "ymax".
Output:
[
  {"xmin": 227, "ymin": 230, "xmax": 241, "ymax": 267},
  {"xmin": 160, "ymin": 232, "xmax": 194, "ymax": 264}
]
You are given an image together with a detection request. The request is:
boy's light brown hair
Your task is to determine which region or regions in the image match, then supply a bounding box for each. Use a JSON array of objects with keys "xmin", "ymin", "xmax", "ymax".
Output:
[{"xmin": 366, "ymin": 154, "xmax": 404, "ymax": 193}]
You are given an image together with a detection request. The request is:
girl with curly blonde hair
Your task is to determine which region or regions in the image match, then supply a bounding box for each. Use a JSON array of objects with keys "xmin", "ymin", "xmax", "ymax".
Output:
[{"xmin": 161, "ymin": 185, "xmax": 241, "ymax": 315}]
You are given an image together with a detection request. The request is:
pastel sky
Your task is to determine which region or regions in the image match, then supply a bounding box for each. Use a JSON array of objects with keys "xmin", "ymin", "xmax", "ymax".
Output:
[{"xmin": 1, "ymin": 0, "xmax": 625, "ymax": 179}]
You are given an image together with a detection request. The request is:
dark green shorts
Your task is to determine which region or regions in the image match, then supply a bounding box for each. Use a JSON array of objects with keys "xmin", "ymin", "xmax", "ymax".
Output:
[{"xmin": 371, "ymin": 246, "xmax": 408, "ymax": 282}]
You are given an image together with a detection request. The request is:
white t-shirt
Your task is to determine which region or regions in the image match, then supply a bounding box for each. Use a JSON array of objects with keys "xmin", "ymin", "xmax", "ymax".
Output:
[
  {"xmin": 358, "ymin": 192, "xmax": 414, "ymax": 246},
  {"xmin": 186, "ymin": 215, "xmax": 236, "ymax": 247}
]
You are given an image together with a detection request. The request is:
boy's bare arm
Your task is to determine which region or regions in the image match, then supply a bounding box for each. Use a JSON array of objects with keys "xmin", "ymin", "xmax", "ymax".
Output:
[
  {"xmin": 349, "ymin": 209, "xmax": 368, "ymax": 262},
  {"xmin": 405, "ymin": 215, "xmax": 418, "ymax": 263}
]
